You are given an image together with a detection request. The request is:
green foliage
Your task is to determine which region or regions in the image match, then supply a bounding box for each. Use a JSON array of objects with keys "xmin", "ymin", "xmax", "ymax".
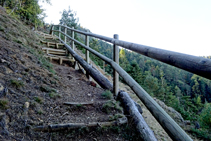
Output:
[
  {"xmin": 109, "ymin": 114, "xmax": 124, "ymax": 121},
  {"xmin": 49, "ymin": 92, "xmax": 61, "ymax": 99},
  {"xmin": 37, "ymin": 109, "xmax": 43, "ymax": 115},
  {"xmin": 34, "ymin": 96, "xmax": 42, "ymax": 104},
  {"xmin": 0, "ymin": 99, "xmax": 9, "ymax": 109},
  {"xmin": 190, "ymin": 128, "xmax": 211, "ymax": 140},
  {"xmin": 3, "ymin": 0, "xmax": 50, "ymax": 29},
  {"xmin": 10, "ymin": 79, "xmax": 24, "ymax": 88},
  {"xmin": 59, "ymin": 6, "xmax": 78, "ymax": 28},
  {"xmin": 102, "ymin": 100, "xmax": 122, "ymax": 114},
  {"xmin": 199, "ymin": 103, "xmax": 211, "ymax": 128},
  {"xmin": 101, "ymin": 90, "xmax": 113, "ymax": 99}
]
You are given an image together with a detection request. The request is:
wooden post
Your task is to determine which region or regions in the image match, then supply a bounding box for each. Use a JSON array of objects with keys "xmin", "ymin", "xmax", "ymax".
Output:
[
  {"xmin": 71, "ymin": 27, "xmax": 75, "ymax": 51},
  {"xmin": 113, "ymin": 34, "xmax": 119, "ymax": 97},
  {"xmin": 51, "ymin": 25, "xmax": 54, "ymax": 35},
  {"xmin": 85, "ymin": 34, "xmax": 91, "ymax": 80},
  {"xmin": 85, "ymin": 35, "xmax": 89, "ymax": 64},
  {"xmin": 64, "ymin": 25, "xmax": 67, "ymax": 43},
  {"xmin": 103, "ymin": 61, "xmax": 105, "ymax": 72},
  {"xmin": 59, "ymin": 25, "xmax": 61, "ymax": 39}
]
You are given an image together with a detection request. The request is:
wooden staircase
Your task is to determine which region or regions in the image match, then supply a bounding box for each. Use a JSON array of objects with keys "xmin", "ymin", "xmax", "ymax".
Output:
[{"xmin": 35, "ymin": 31, "xmax": 75, "ymax": 65}]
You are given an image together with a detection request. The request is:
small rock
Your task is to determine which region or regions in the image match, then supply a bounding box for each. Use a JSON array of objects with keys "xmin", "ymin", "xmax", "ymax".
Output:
[
  {"xmin": 24, "ymin": 102, "xmax": 30, "ymax": 109},
  {"xmin": 0, "ymin": 83, "xmax": 4, "ymax": 92},
  {"xmin": 87, "ymin": 93, "xmax": 91, "ymax": 97}
]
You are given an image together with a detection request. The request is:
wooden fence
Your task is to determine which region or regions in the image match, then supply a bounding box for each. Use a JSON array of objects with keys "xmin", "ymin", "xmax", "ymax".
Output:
[{"xmin": 49, "ymin": 24, "xmax": 210, "ymax": 141}]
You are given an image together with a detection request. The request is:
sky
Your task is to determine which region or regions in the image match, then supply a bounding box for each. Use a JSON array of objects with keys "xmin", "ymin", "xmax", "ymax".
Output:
[{"xmin": 40, "ymin": 0, "xmax": 211, "ymax": 56}]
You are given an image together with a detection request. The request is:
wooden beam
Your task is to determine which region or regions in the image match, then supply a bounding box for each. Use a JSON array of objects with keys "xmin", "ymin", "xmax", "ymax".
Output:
[
  {"xmin": 113, "ymin": 34, "xmax": 119, "ymax": 97},
  {"xmin": 33, "ymin": 117, "xmax": 127, "ymax": 132},
  {"xmin": 118, "ymin": 91, "xmax": 157, "ymax": 141},
  {"xmin": 63, "ymin": 102, "xmax": 94, "ymax": 105},
  {"xmin": 52, "ymin": 26, "xmax": 211, "ymax": 80}
]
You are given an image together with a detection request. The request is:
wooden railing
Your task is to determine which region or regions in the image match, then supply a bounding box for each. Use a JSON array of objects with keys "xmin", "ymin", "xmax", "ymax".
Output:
[{"xmin": 49, "ymin": 24, "xmax": 210, "ymax": 141}]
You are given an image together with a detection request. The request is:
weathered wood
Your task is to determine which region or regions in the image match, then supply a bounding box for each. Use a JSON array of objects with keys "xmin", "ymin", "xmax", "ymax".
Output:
[
  {"xmin": 33, "ymin": 117, "xmax": 127, "ymax": 132},
  {"xmin": 53, "ymin": 25, "xmax": 211, "ymax": 80},
  {"xmin": 64, "ymin": 25, "xmax": 67, "ymax": 43},
  {"xmin": 85, "ymin": 35, "xmax": 89, "ymax": 64},
  {"xmin": 85, "ymin": 35, "xmax": 90, "ymax": 79},
  {"xmin": 113, "ymin": 34, "xmax": 119, "ymax": 97},
  {"xmin": 43, "ymin": 51, "xmax": 66, "ymax": 56},
  {"xmin": 60, "ymin": 39, "xmax": 113, "ymax": 91},
  {"xmin": 42, "ymin": 48, "xmax": 66, "ymax": 52},
  {"xmin": 50, "ymin": 25, "xmax": 54, "ymax": 35},
  {"xmin": 59, "ymin": 25, "xmax": 61, "ymax": 39},
  {"xmin": 71, "ymin": 27, "xmax": 75, "ymax": 51},
  {"xmin": 63, "ymin": 101, "xmax": 94, "ymax": 105},
  {"xmin": 44, "ymin": 55, "xmax": 74, "ymax": 62},
  {"xmin": 118, "ymin": 91, "xmax": 157, "ymax": 141},
  {"xmin": 53, "ymin": 29, "xmax": 193, "ymax": 141}
]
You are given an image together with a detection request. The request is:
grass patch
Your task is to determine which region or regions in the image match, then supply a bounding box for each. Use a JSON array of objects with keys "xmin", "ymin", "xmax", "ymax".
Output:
[
  {"xmin": 101, "ymin": 90, "xmax": 113, "ymax": 99},
  {"xmin": 10, "ymin": 79, "xmax": 24, "ymax": 88},
  {"xmin": 37, "ymin": 110, "xmax": 43, "ymax": 115},
  {"xmin": 40, "ymin": 85, "xmax": 56, "ymax": 93},
  {"xmin": 109, "ymin": 114, "xmax": 124, "ymax": 121},
  {"xmin": 0, "ymin": 99, "xmax": 9, "ymax": 109},
  {"xmin": 34, "ymin": 96, "xmax": 43, "ymax": 104},
  {"xmin": 102, "ymin": 100, "xmax": 123, "ymax": 114},
  {"xmin": 0, "ymin": 25, "xmax": 4, "ymax": 32},
  {"xmin": 49, "ymin": 92, "xmax": 61, "ymax": 99}
]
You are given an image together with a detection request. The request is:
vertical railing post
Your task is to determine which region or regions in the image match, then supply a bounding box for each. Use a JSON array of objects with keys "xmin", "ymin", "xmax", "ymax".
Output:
[
  {"xmin": 103, "ymin": 61, "xmax": 105, "ymax": 72},
  {"xmin": 64, "ymin": 25, "xmax": 67, "ymax": 43},
  {"xmin": 113, "ymin": 34, "xmax": 119, "ymax": 97},
  {"xmin": 59, "ymin": 25, "xmax": 61, "ymax": 38},
  {"xmin": 71, "ymin": 27, "xmax": 74, "ymax": 51},
  {"xmin": 51, "ymin": 25, "xmax": 54, "ymax": 35},
  {"xmin": 85, "ymin": 35, "xmax": 89, "ymax": 64},
  {"xmin": 85, "ymin": 33, "xmax": 90, "ymax": 79}
]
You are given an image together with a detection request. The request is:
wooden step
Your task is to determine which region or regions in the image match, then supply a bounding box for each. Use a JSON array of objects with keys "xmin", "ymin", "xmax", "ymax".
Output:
[
  {"xmin": 40, "ymin": 40, "xmax": 64, "ymax": 48},
  {"xmin": 45, "ymin": 55, "xmax": 74, "ymax": 65},
  {"xmin": 42, "ymin": 47, "xmax": 66, "ymax": 53},
  {"xmin": 42, "ymin": 47, "xmax": 67, "ymax": 56}
]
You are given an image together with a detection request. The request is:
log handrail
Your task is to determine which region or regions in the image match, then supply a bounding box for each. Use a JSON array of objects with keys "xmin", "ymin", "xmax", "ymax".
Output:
[
  {"xmin": 53, "ymin": 25, "xmax": 211, "ymax": 80},
  {"xmin": 50, "ymin": 25, "xmax": 193, "ymax": 141}
]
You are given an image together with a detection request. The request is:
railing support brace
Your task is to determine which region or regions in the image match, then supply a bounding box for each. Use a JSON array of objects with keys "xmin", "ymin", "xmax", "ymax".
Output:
[{"xmin": 113, "ymin": 34, "xmax": 119, "ymax": 97}]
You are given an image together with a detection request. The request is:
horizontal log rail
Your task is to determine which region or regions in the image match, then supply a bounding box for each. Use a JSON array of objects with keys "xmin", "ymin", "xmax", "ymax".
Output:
[
  {"xmin": 52, "ymin": 25, "xmax": 211, "ymax": 80},
  {"xmin": 50, "ymin": 25, "xmax": 193, "ymax": 141}
]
